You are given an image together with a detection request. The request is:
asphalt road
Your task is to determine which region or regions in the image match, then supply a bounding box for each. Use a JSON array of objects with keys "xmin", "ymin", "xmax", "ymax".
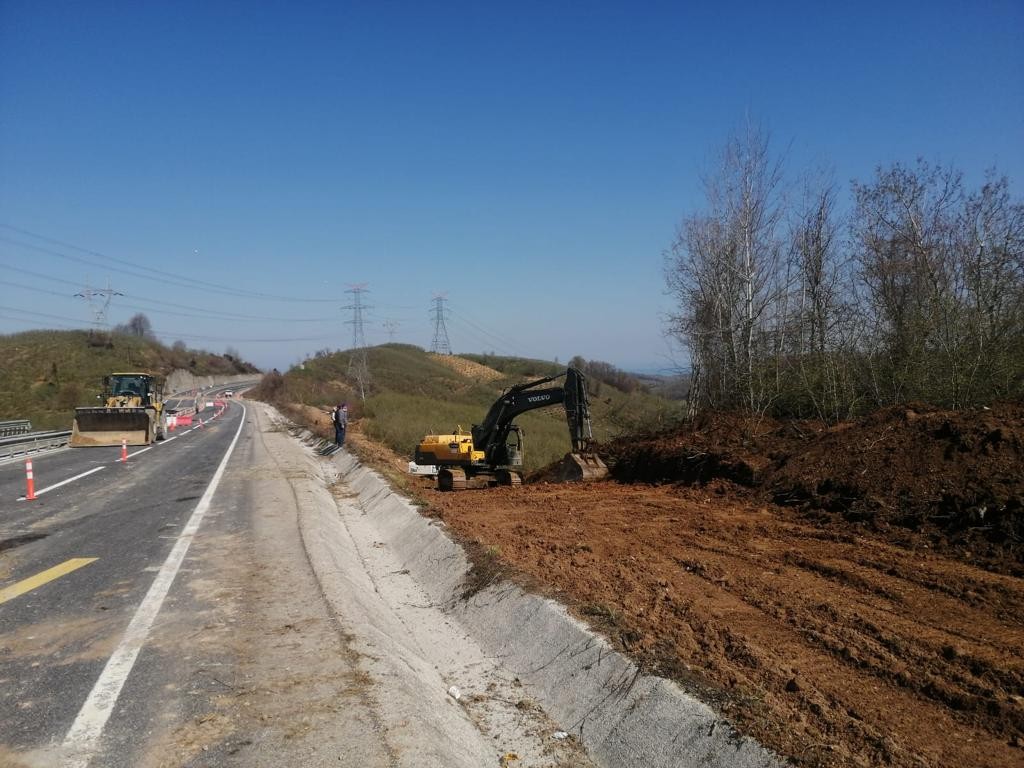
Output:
[
  {"xmin": 0, "ymin": 399, "xmax": 242, "ymax": 766},
  {"xmin": 1, "ymin": 398, "xmax": 603, "ymax": 768}
]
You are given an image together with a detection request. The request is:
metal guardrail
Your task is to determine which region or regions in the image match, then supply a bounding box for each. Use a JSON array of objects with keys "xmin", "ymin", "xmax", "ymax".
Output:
[
  {"xmin": 0, "ymin": 430, "xmax": 72, "ymax": 460},
  {"xmin": 0, "ymin": 419, "xmax": 33, "ymax": 437}
]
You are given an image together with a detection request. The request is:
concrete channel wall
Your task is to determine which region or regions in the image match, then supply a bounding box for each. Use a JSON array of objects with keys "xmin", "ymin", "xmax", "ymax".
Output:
[{"xmin": 299, "ymin": 428, "xmax": 783, "ymax": 768}]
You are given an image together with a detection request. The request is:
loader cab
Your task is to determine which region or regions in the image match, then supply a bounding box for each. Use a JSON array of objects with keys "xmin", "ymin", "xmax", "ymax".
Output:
[{"xmin": 107, "ymin": 373, "xmax": 157, "ymax": 406}]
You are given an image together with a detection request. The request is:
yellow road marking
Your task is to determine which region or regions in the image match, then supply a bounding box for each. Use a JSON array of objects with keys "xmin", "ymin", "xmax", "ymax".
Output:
[{"xmin": 0, "ymin": 558, "xmax": 98, "ymax": 605}]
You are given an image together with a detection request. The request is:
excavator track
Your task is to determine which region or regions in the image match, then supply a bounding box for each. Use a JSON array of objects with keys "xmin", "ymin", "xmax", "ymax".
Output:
[
  {"xmin": 496, "ymin": 469, "xmax": 522, "ymax": 487},
  {"xmin": 438, "ymin": 467, "xmax": 467, "ymax": 492}
]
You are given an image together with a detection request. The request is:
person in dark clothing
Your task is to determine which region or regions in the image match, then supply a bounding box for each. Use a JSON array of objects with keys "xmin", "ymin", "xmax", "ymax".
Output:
[{"xmin": 333, "ymin": 402, "xmax": 348, "ymax": 446}]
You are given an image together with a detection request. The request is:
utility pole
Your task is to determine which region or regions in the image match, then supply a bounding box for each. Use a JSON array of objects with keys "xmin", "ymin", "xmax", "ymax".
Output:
[
  {"xmin": 429, "ymin": 294, "xmax": 452, "ymax": 355},
  {"xmin": 76, "ymin": 279, "xmax": 122, "ymax": 344},
  {"xmin": 343, "ymin": 284, "xmax": 372, "ymax": 401}
]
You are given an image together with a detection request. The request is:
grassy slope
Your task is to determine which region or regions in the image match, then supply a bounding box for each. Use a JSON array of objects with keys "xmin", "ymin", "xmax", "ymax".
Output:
[
  {"xmin": 262, "ymin": 344, "xmax": 683, "ymax": 472},
  {"xmin": 0, "ymin": 329, "xmax": 258, "ymax": 429}
]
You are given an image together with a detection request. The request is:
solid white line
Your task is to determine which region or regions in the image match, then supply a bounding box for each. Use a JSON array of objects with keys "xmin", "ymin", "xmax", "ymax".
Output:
[
  {"xmin": 157, "ymin": 436, "xmax": 178, "ymax": 444},
  {"xmin": 17, "ymin": 466, "xmax": 106, "ymax": 501},
  {"xmin": 61, "ymin": 404, "xmax": 247, "ymax": 767}
]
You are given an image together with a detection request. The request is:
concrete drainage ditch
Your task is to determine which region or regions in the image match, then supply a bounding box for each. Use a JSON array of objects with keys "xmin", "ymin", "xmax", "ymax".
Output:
[{"xmin": 292, "ymin": 423, "xmax": 782, "ymax": 768}]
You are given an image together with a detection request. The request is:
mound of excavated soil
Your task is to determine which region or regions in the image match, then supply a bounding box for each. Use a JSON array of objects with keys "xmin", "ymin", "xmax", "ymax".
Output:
[{"xmin": 603, "ymin": 403, "xmax": 1024, "ymax": 574}]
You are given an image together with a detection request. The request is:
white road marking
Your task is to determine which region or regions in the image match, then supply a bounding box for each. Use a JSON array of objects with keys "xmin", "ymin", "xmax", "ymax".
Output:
[
  {"xmin": 120, "ymin": 446, "xmax": 154, "ymax": 461},
  {"xmin": 158, "ymin": 436, "xmax": 178, "ymax": 444},
  {"xmin": 61, "ymin": 404, "xmax": 247, "ymax": 768},
  {"xmin": 17, "ymin": 466, "xmax": 106, "ymax": 501}
]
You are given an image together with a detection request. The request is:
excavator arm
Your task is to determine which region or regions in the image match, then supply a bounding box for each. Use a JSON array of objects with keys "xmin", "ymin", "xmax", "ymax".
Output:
[{"xmin": 471, "ymin": 367, "xmax": 598, "ymax": 467}]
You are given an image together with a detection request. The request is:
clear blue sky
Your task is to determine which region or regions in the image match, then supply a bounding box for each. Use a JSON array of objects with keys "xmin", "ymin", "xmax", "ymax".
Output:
[{"xmin": 1, "ymin": 1, "xmax": 1021, "ymax": 373}]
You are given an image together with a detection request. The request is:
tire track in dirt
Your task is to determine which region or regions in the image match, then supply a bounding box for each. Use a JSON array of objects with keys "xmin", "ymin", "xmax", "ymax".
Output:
[{"xmin": 426, "ymin": 482, "xmax": 1024, "ymax": 768}]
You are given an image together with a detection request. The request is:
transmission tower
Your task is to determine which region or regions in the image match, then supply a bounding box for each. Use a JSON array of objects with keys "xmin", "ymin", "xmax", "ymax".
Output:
[
  {"xmin": 342, "ymin": 284, "xmax": 372, "ymax": 400},
  {"xmin": 429, "ymin": 294, "xmax": 452, "ymax": 355},
  {"xmin": 382, "ymin": 318, "xmax": 399, "ymax": 343},
  {"xmin": 75, "ymin": 280, "xmax": 122, "ymax": 333}
]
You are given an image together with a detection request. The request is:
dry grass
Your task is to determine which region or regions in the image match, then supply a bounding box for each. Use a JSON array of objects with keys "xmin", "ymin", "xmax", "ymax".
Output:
[{"xmin": 254, "ymin": 344, "xmax": 684, "ymax": 472}]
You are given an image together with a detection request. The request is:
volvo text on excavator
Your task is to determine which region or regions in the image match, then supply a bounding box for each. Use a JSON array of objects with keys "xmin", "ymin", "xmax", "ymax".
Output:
[
  {"xmin": 70, "ymin": 372, "xmax": 165, "ymax": 447},
  {"xmin": 414, "ymin": 367, "xmax": 608, "ymax": 491}
]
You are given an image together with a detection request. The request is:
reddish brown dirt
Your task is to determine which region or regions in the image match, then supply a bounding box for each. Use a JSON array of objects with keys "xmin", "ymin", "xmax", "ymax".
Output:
[
  {"xmin": 285, "ymin": 398, "xmax": 1024, "ymax": 767},
  {"xmin": 603, "ymin": 403, "xmax": 1024, "ymax": 575}
]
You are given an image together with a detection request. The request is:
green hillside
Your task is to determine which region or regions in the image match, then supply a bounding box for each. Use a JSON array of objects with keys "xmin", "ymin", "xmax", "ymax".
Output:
[
  {"xmin": 253, "ymin": 344, "xmax": 683, "ymax": 472},
  {"xmin": 0, "ymin": 329, "xmax": 259, "ymax": 430}
]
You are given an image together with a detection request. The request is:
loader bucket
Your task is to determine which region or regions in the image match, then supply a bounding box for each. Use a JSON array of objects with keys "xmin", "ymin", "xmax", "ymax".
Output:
[
  {"xmin": 554, "ymin": 451, "xmax": 609, "ymax": 483},
  {"xmin": 70, "ymin": 407, "xmax": 154, "ymax": 447}
]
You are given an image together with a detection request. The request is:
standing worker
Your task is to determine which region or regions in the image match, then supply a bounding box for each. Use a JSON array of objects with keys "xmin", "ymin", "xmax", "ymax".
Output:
[{"xmin": 333, "ymin": 402, "xmax": 348, "ymax": 446}]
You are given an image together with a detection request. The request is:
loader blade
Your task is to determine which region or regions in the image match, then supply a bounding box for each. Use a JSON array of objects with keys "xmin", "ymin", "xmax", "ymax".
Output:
[{"xmin": 70, "ymin": 407, "xmax": 154, "ymax": 447}]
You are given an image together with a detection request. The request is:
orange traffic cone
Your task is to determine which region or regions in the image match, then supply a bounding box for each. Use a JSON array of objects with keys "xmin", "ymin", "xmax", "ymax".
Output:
[
  {"xmin": 121, "ymin": 438, "xmax": 128, "ymax": 462},
  {"xmin": 25, "ymin": 459, "xmax": 37, "ymax": 500}
]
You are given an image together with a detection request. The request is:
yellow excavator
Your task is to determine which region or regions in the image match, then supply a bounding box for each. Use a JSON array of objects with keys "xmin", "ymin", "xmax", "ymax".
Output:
[
  {"xmin": 415, "ymin": 366, "xmax": 608, "ymax": 491},
  {"xmin": 70, "ymin": 372, "xmax": 165, "ymax": 447}
]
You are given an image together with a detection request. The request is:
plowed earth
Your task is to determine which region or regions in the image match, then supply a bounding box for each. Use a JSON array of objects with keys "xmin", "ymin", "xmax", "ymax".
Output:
[{"xmin": 290, "ymin": 401, "xmax": 1024, "ymax": 767}]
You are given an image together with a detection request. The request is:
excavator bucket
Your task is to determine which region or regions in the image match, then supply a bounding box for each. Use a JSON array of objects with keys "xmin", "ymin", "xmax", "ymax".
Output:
[
  {"xmin": 70, "ymin": 407, "xmax": 154, "ymax": 447},
  {"xmin": 555, "ymin": 451, "xmax": 609, "ymax": 483}
]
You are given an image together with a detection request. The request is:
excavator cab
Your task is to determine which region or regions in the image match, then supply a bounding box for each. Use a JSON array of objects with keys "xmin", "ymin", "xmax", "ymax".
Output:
[{"xmin": 503, "ymin": 425, "xmax": 523, "ymax": 468}]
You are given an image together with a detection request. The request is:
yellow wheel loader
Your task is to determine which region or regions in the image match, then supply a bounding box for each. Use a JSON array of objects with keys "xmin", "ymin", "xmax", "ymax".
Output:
[
  {"xmin": 415, "ymin": 367, "xmax": 608, "ymax": 491},
  {"xmin": 70, "ymin": 372, "xmax": 165, "ymax": 447}
]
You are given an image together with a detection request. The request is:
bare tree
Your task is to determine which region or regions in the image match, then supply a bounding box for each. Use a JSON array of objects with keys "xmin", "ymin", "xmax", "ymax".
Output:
[
  {"xmin": 851, "ymin": 160, "xmax": 964, "ymax": 405},
  {"xmin": 666, "ymin": 120, "xmax": 787, "ymax": 414},
  {"xmin": 957, "ymin": 171, "xmax": 1024, "ymax": 402},
  {"xmin": 851, "ymin": 160, "xmax": 1023, "ymax": 407},
  {"xmin": 115, "ymin": 313, "xmax": 155, "ymax": 339},
  {"xmin": 669, "ymin": 131, "xmax": 1023, "ymax": 419},
  {"xmin": 784, "ymin": 171, "xmax": 861, "ymax": 420}
]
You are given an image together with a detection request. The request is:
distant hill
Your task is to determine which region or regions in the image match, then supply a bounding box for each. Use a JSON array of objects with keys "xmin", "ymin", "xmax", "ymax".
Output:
[
  {"xmin": 0, "ymin": 329, "xmax": 259, "ymax": 429},
  {"xmin": 251, "ymin": 344, "xmax": 683, "ymax": 472}
]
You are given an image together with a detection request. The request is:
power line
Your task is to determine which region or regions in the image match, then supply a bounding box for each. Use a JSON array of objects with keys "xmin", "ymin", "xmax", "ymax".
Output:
[
  {"xmin": 0, "ymin": 262, "xmax": 330, "ymax": 322},
  {"xmin": 0, "ymin": 233, "xmax": 336, "ymax": 303},
  {"xmin": 0, "ymin": 223, "xmax": 339, "ymax": 302},
  {"xmin": 447, "ymin": 306, "xmax": 529, "ymax": 357},
  {"xmin": 0, "ymin": 223, "xmax": 251, "ymax": 295},
  {"xmin": 0, "ymin": 305, "xmax": 338, "ymax": 343}
]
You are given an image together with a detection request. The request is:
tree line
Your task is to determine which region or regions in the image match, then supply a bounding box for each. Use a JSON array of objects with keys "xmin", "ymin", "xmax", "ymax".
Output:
[{"xmin": 665, "ymin": 122, "xmax": 1024, "ymax": 422}]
